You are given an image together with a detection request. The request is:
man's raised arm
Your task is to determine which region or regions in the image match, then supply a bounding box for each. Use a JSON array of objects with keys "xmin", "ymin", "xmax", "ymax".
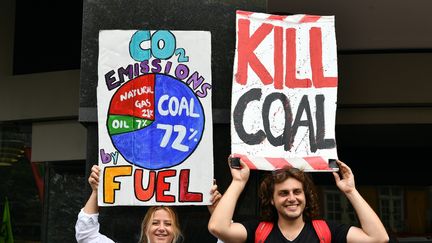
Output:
[
  {"xmin": 334, "ymin": 160, "xmax": 389, "ymax": 243},
  {"xmin": 208, "ymin": 157, "xmax": 250, "ymax": 243}
]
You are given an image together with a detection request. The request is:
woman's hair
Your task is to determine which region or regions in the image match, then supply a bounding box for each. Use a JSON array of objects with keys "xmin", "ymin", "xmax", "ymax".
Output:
[
  {"xmin": 259, "ymin": 167, "xmax": 320, "ymax": 222},
  {"xmin": 138, "ymin": 206, "xmax": 182, "ymax": 243}
]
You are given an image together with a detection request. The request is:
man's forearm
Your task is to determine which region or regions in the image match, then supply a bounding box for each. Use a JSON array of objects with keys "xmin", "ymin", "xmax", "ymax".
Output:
[
  {"xmin": 346, "ymin": 189, "xmax": 389, "ymax": 242},
  {"xmin": 208, "ymin": 180, "xmax": 245, "ymax": 236}
]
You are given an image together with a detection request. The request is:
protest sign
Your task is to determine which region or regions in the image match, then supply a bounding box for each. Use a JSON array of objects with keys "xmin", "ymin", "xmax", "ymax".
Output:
[
  {"xmin": 97, "ymin": 30, "xmax": 213, "ymax": 205},
  {"xmin": 231, "ymin": 11, "xmax": 338, "ymax": 171}
]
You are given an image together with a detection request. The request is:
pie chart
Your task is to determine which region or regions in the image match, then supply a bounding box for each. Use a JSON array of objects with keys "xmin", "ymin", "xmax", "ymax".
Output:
[{"xmin": 107, "ymin": 73, "xmax": 205, "ymax": 170}]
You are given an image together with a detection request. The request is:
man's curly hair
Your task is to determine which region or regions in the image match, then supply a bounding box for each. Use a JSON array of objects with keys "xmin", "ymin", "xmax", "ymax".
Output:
[{"xmin": 259, "ymin": 167, "xmax": 320, "ymax": 222}]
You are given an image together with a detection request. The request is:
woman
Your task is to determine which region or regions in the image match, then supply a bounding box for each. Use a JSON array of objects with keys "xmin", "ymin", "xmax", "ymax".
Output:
[
  {"xmin": 76, "ymin": 165, "xmax": 222, "ymax": 243},
  {"xmin": 138, "ymin": 206, "xmax": 182, "ymax": 243}
]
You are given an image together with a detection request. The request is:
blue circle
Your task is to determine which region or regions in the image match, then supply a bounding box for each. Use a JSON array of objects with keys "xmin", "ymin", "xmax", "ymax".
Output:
[{"xmin": 110, "ymin": 74, "xmax": 204, "ymax": 170}]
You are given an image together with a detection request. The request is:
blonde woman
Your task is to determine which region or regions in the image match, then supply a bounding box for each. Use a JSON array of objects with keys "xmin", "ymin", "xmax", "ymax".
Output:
[
  {"xmin": 76, "ymin": 165, "xmax": 222, "ymax": 243},
  {"xmin": 138, "ymin": 206, "xmax": 182, "ymax": 243}
]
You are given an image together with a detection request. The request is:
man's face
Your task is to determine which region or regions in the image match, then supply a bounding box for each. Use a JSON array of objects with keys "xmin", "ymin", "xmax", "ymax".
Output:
[{"xmin": 271, "ymin": 177, "xmax": 306, "ymax": 222}]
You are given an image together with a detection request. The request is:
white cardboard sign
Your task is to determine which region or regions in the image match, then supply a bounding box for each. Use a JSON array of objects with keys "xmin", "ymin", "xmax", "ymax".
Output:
[
  {"xmin": 231, "ymin": 11, "xmax": 338, "ymax": 171},
  {"xmin": 97, "ymin": 30, "xmax": 213, "ymax": 205}
]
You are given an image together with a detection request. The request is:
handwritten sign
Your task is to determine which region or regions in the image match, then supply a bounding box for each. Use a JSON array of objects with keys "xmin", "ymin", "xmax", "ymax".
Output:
[
  {"xmin": 97, "ymin": 30, "xmax": 213, "ymax": 205},
  {"xmin": 231, "ymin": 11, "xmax": 338, "ymax": 171}
]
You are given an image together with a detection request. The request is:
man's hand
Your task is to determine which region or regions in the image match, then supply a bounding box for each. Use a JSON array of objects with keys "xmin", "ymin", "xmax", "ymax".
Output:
[
  {"xmin": 333, "ymin": 160, "xmax": 355, "ymax": 194},
  {"xmin": 228, "ymin": 156, "xmax": 250, "ymax": 185}
]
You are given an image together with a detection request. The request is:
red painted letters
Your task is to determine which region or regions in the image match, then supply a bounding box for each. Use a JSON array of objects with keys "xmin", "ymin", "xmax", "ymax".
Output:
[{"xmin": 235, "ymin": 19, "xmax": 337, "ymax": 89}]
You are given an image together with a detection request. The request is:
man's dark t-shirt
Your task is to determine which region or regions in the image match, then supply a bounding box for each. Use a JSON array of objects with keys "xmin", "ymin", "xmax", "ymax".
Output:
[{"xmin": 242, "ymin": 220, "xmax": 350, "ymax": 243}]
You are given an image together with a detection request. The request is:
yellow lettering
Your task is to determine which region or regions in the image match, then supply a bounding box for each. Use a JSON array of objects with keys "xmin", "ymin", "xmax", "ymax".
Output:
[{"xmin": 103, "ymin": 166, "xmax": 132, "ymax": 204}]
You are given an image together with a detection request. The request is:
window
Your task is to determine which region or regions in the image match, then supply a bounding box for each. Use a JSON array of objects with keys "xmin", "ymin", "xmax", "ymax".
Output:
[
  {"xmin": 323, "ymin": 188, "xmax": 358, "ymax": 225},
  {"xmin": 379, "ymin": 187, "xmax": 404, "ymax": 232}
]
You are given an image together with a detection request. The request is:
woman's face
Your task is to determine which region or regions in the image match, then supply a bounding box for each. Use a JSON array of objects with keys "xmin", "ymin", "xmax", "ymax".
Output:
[{"xmin": 147, "ymin": 209, "xmax": 174, "ymax": 243}]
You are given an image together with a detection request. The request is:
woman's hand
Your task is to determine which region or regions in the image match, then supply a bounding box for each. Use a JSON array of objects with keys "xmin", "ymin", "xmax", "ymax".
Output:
[
  {"xmin": 88, "ymin": 165, "xmax": 100, "ymax": 192},
  {"xmin": 207, "ymin": 180, "xmax": 222, "ymax": 215}
]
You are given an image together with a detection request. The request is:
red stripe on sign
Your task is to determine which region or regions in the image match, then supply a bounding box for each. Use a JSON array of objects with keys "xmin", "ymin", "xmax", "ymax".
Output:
[
  {"xmin": 232, "ymin": 154, "xmax": 258, "ymax": 170},
  {"xmin": 266, "ymin": 157, "xmax": 292, "ymax": 169},
  {"xmin": 236, "ymin": 10, "xmax": 254, "ymax": 17},
  {"xmin": 303, "ymin": 156, "xmax": 330, "ymax": 170},
  {"xmin": 299, "ymin": 15, "xmax": 321, "ymax": 23},
  {"xmin": 267, "ymin": 14, "xmax": 286, "ymax": 21}
]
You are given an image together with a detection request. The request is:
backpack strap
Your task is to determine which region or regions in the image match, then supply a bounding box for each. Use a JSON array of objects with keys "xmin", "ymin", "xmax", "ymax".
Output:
[
  {"xmin": 255, "ymin": 221, "xmax": 274, "ymax": 243},
  {"xmin": 312, "ymin": 219, "xmax": 331, "ymax": 243},
  {"xmin": 255, "ymin": 220, "xmax": 331, "ymax": 243}
]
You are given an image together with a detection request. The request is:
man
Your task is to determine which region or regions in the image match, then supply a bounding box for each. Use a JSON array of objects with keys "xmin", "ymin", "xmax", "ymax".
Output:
[{"xmin": 208, "ymin": 157, "xmax": 389, "ymax": 243}]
